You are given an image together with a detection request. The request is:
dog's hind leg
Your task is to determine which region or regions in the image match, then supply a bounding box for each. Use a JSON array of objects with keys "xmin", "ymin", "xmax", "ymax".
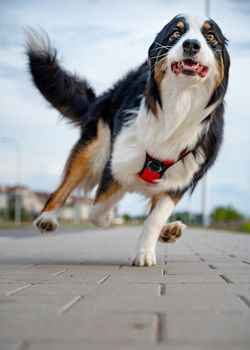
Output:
[
  {"xmin": 89, "ymin": 162, "xmax": 124, "ymax": 227},
  {"xmin": 34, "ymin": 140, "xmax": 94, "ymax": 233},
  {"xmin": 34, "ymin": 120, "xmax": 111, "ymax": 233}
]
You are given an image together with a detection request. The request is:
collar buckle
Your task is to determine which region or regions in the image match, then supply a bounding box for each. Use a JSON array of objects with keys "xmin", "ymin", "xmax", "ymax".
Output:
[{"xmin": 147, "ymin": 159, "xmax": 162, "ymax": 173}]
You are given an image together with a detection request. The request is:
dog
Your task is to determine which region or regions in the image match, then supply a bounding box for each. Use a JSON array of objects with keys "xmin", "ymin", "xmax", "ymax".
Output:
[{"xmin": 26, "ymin": 13, "xmax": 230, "ymax": 266}]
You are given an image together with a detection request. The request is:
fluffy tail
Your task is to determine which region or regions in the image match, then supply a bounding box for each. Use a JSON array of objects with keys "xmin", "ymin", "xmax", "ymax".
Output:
[{"xmin": 25, "ymin": 28, "xmax": 96, "ymax": 126}]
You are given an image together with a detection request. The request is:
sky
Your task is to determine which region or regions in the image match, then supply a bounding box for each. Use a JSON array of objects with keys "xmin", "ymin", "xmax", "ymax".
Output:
[{"xmin": 0, "ymin": 0, "xmax": 250, "ymax": 217}]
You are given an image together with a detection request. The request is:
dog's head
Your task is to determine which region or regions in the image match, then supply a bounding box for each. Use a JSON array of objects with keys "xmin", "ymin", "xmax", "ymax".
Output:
[{"xmin": 146, "ymin": 14, "xmax": 230, "ymax": 113}]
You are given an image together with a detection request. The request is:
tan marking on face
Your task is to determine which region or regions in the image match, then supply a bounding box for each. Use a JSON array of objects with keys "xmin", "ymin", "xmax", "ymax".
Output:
[
  {"xmin": 43, "ymin": 120, "xmax": 108, "ymax": 212},
  {"xmin": 94, "ymin": 181, "xmax": 120, "ymax": 204},
  {"xmin": 214, "ymin": 56, "xmax": 224, "ymax": 92},
  {"xmin": 146, "ymin": 56, "xmax": 168, "ymax": 117},
  {"xmin": 154, "ymin": 57, "xmax": 167, "ymax": 87},
  {"xmin": 177, "ymin": 21, "xmax": 185, "ymax": 29},
  {"xmin": 203, "ymin": 22, "xmax": 211, "ymax": 31},
  {"xmin": 145, "ymin": 85, "xmax": 158, "ymax": 116}
]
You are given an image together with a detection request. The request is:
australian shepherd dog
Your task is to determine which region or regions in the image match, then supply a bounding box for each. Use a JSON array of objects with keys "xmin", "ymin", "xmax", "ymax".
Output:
[{"xmin": 26, "ymin": 14, "xmax": 230, "ymax": 266}]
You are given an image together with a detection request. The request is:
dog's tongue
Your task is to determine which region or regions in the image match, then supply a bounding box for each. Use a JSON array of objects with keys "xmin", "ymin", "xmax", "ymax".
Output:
[
  {"xmin": 182, "ymin": 59, "xmax": 198, "ymax": 71},
  {"xmin": 171, "ymin": 60, "xmax": 208, "ymax": 78}
]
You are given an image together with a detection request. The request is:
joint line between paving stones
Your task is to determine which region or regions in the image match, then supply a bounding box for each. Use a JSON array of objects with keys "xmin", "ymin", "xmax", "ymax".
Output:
[
  {"xmin": 164, "ymin": 255, "xmax": 168, "ymax": 265},
  {"xmin": 52, "ymin": 269, "xmax": 67, "ymax": 276},
  {"xmin": 208, "ymin": 264, "xmax": 217, "ymax": 270},
  {"xmin": 97, "ymin": 274, "xmax": 111, "ymax": 284},
  {"xmin": 237, "ymin": 295, "xmax": 250, "ymax": 309},
  {"xmin": 162, "ymin": 268, "xmax": 167, "ymax": 275},
  {"xmin": 158, "ymin": 283, "xmax": 166, "ymax": 296},
  {"xmin": 58, "ymin": 295, "xmax": 84, "ymax": 314},
  {"xmin": 220, "ymin": 274, "xmax": 233, "ymax": 284},
  {"xmin": 242, "ymin": 260, "xmax": 250, "ymax": 265},
  {"xmin": 151, "ymin": 312, "xmax": 165, "ymax": 344},
  {"xmin": 6, "ymin": 283, "xmax": 33, "ymax": 296}
]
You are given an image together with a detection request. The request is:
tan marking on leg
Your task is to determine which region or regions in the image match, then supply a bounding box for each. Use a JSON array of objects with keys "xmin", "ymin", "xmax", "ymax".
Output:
[
  {"xmin": 94, "ymin": 181, "xmax": 121, "ymax": 204},
  {"xmin": 43, "ymin": 149, "xmax": 90, "ymax": 212},
  {"xmin": 150, "ymin": 192, "xmax": 182, "ymax": 214},
  {"xmin": 150, "ymin": 196, "xmax": 158, "ymax": 213},
  {"xmin": 167, "ymin": 192, "xmax": 183, "ymax": 205},
  {"xmin": 43, "ymin": 121, "xmax": 109, "ymax": 212}
]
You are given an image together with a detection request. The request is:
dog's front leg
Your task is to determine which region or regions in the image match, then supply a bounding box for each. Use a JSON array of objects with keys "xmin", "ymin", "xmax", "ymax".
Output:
[{"xmin": 133, "ymin": 193, "xmax": 181, "ymax": 267}]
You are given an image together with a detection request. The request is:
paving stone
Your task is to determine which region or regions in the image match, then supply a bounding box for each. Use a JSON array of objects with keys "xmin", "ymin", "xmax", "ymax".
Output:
[
  {"xmin": 0, "ymin": 294, "xmax": 80, "ymax": 315},
  {"xmin": 166, "ymin": 312, "xmax": 250, "ymax": 345},
  {"xmin": 0, "ymin": 313, "xmax": 154, "ymax": 346},
  {"xmin": 163, "ymin": 261, "xmax": 216, "ymax": 274}
]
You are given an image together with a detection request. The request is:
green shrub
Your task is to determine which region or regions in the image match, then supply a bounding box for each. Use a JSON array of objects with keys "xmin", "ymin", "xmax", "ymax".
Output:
[
  {"xmin": 239, "ymin": 222, "xmax": 250, "ymax": 233},
  {"xmin": 212, "ymin": 206, "xmax": 243, "ymax": 222}
]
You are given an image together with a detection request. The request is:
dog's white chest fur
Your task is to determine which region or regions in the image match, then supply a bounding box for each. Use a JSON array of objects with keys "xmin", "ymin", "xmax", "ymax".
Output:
[{"xmin": 112, "ymin": 78, "xmax": 214, "ymax": 196}]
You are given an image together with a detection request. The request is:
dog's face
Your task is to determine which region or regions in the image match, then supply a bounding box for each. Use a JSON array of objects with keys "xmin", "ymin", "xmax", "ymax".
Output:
[{"xmin": 148, "ymin": 14, "xmax": 230, "ymax": 89}]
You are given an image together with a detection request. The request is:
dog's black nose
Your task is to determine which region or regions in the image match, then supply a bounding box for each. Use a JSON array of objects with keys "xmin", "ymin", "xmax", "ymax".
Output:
[{"xmin": 182, "ymin": 39, "xmax": 201, "ymax": 56}]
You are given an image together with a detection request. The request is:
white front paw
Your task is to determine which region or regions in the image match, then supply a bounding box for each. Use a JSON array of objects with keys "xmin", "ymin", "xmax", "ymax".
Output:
[
  {"xmin": 159, "ymin": 220, "xmax": 187, "ymax": 243},
  {"xmin": 34, "ymin": 211, "xmax": 59, "ymax": 233},
  {"xmin": 133, "ymin": 249, "xmax": 156, "ymax": 267}
]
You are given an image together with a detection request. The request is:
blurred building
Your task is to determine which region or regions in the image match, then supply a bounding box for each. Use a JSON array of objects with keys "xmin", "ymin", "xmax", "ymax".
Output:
[
  {"xmin": 0, "ymin": 185, "xmax": 93, "ymax": 222},
  {"xmin": 0, "ymin": 187, "xmax": 8, "ymax": 211}
]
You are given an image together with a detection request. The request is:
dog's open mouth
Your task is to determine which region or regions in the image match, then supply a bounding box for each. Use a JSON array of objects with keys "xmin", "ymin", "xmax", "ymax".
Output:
[{"xmin": 171, "ymin": 59, "xmax": 208, "ymax": 78}]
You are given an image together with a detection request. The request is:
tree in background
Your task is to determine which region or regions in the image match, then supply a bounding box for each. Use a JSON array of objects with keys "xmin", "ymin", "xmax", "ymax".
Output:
[{"xmin": 212, "ymin": 206, "xmax": 243, "ymax": 222}]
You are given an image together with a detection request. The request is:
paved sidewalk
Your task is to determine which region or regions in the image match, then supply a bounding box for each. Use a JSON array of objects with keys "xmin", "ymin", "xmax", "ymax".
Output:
[{"xmin": 0, "ymin": 226, "xmax": 249, "ymax": 350}]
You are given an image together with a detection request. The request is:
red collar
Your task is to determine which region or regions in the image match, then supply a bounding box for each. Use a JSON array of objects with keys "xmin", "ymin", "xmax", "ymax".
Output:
[{"xmin": 138, "ymin": 150, "xmax": 191, "ymax": 184}]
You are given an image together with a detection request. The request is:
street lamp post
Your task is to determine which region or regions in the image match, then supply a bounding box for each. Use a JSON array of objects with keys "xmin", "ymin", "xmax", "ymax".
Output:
[
  {"xmin": 0, "ymin": 137, "xmax": 22, "ymax": 225},
  {"xmin": 205, "ymin": 0, "xmax": 210, "ymax": 17}
]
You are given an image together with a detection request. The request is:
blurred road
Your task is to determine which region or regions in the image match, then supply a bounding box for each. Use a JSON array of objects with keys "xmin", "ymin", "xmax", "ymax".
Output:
[
  {"xmin": 0, "ymin": 226, "xmax": 250, "ymax": 350},
  {"xmin": 0, "ymin": 227, "xmax": 88, "ymax": 239}
]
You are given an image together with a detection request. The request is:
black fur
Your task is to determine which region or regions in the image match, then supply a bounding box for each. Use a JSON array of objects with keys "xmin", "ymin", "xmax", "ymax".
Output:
[
  {"xmin": 26, "ymin": 31, "xmax": 95, "ymax": 126},
  {"xmin": 82, "ymin": 62, "xmax": 148, "ymax": 138}
]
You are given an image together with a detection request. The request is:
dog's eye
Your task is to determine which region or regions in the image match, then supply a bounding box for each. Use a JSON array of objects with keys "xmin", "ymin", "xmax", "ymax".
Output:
[
  {"xmin": 171, "ymin": 30, "xmax": 181, "ymax": 38},
  {"xmin": 207, "ymin": 33, "xmax": 216, "ymax": 42}
]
